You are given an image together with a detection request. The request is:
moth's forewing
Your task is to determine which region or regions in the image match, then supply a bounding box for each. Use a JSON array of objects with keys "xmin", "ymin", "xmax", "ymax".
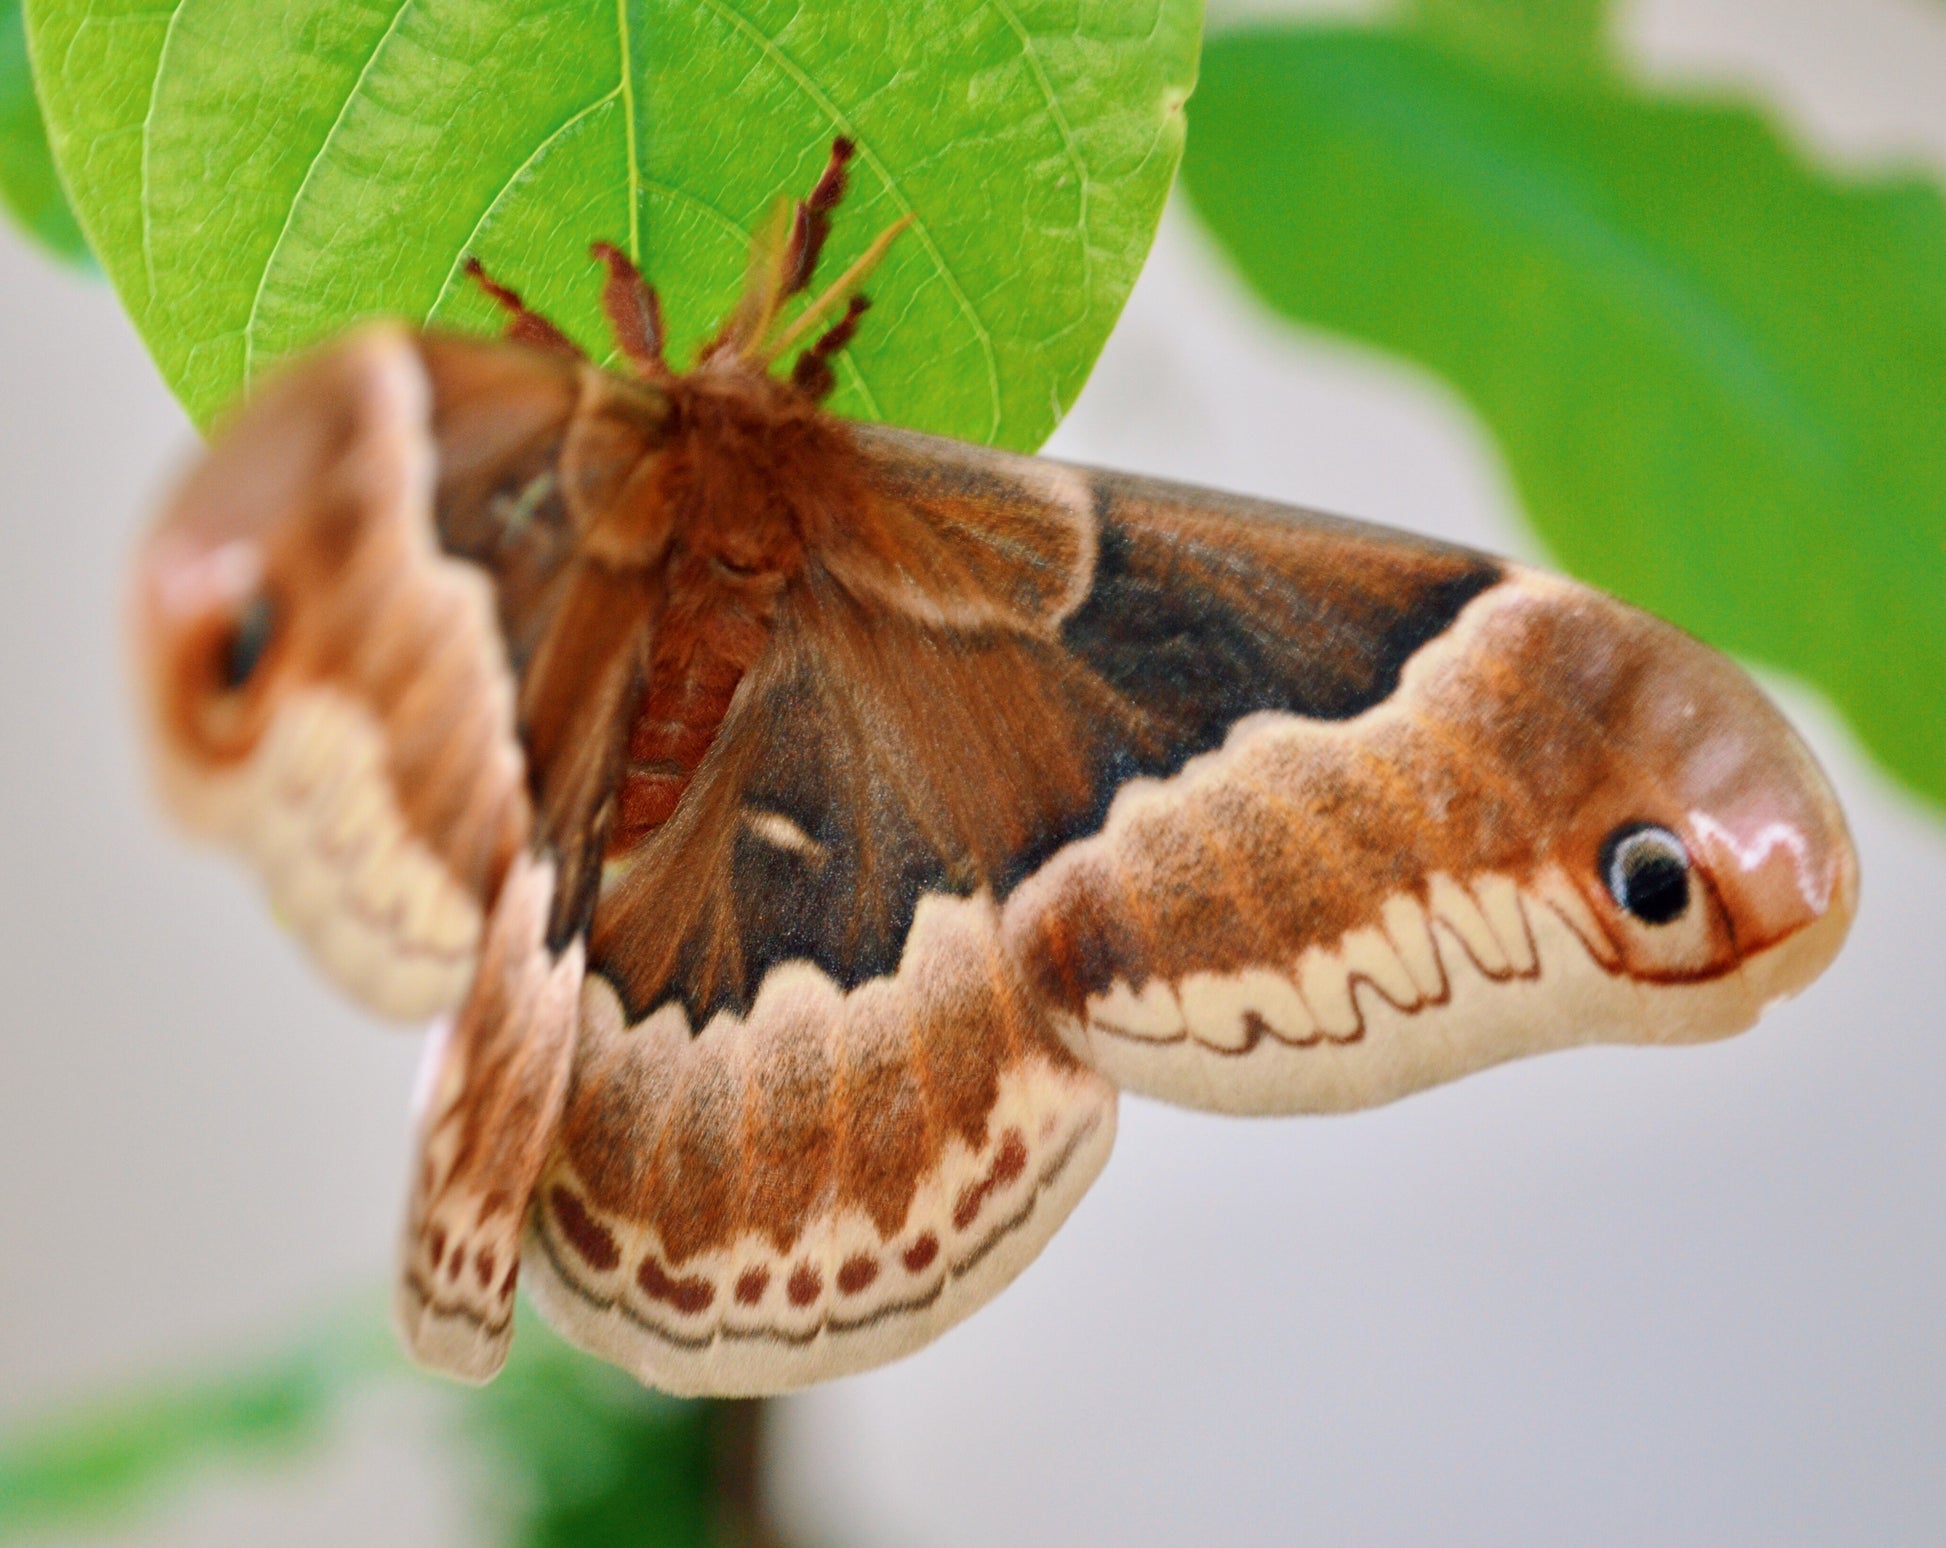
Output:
[
  {"xmin": 132, "ymin": 328, "xmax": 596, "ymax": 1380},
  {"xmin": 131, "ymin": 328, "xmax": 539, "ymax": 1022}
]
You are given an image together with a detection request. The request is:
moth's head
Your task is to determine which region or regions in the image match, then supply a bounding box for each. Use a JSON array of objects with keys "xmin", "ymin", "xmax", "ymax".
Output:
[{"xmin": 131, "ymin": 325, "xmax": 433, "ymax": 826}]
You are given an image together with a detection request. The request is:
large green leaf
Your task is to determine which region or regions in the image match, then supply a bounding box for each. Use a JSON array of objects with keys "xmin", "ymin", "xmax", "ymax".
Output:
[
  {"xmin": 1183, "ymin": 26, "xmax": 1946, "ymax": 808},
  {"xmin": 0, "ymin": 0, "xmax": 85, "ymax": 261},
  {"xmin": 27, "ymin": 0, "xmax": 1200, "ymax": 445},
  {"xmin": 1406, "ymin": 0, "xmax": 1606, "ymax": 80}
]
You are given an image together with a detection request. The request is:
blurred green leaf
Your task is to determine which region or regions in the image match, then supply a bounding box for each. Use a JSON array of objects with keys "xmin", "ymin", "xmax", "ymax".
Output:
[
  {"xmin": 460, "ymin": 1333, "xmax": 717, "ymax": 1548},
  {"xmin": 0, "ymin": 0, "xmax": 86, "ymax": 262},
  {"xmin": 1404, "ymin": 0, "xmax": 1607, "ymax": 80},
  {"xmin": 0, "ymin": 1310, "xmax": 391, "ymax": 1536},
  {"xmin": 1183, "ymin": 24, "xmax": 1946, "ymax": 808},
  {"xmin": 26, "ymin": 0, "xmax": 1199, "ymax": 443},
  {"xmin": 0, "ymin": 1304, "xmax": 733, "ymax": 1548}
]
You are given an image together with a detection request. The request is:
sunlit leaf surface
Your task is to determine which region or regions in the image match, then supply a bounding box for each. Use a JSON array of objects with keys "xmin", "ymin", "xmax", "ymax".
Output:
[
  {"xmin": 28, "ymin": 0, "xmax": 1199, "ymax": 444},
  {"xmin": 0, "ymin": 0, "xmax": 86, "ymax": 261}
]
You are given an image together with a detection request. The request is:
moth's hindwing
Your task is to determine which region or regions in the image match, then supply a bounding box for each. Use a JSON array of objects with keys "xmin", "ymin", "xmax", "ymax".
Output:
[
  {"xmin": 397, "ymin": 850, "xmax": 582, "ymax": 1380},
  {"xmin": 526, "ymin": 917, "xmax": 1117, "ymax": 1397}
]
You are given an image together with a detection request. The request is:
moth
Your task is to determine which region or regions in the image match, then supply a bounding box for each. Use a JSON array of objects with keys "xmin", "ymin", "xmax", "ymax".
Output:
[{"xmin": 132, "ymin": 141, "xmax": 1856, "ymax": 1397}]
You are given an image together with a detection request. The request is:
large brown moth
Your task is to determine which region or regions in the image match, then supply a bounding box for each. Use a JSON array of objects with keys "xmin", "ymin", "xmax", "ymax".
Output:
[{"xmin": 132, "ymin": 142, "xmax": 1857, "ymax": 1397}]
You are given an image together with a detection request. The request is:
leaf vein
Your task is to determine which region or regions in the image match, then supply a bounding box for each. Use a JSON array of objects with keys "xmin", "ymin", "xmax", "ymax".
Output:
[
  {"xmin": 241, "ymin": 0, "xmax": 416, "ymax": 380},
  {"xmin": 615, "ymin": 0, "xmax": 640, "ymax": 261},
  {"xmin": 136, "ymin": 0, "xmax": 192, "ymax": 311},
  {"xmin": 985, "ymin": 0, "xmax": 1093, "ymax": 303},
  {"xmin": 691, "ymin": 0, "xmax": 1003, "ymax": 438},
  {"xmin": 425, "ymin": 84, "xmax": 626, "ymax": 320}
]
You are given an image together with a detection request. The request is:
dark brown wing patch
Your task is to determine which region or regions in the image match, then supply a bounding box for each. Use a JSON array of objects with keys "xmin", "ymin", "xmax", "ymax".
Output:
[
  {"xmin": 1065, "ymin": 472, "xmax": 1504, "ymax": 749},
  {"xmin": 587, "ymin": 431, "xmax": 1501, "ymax": 1028}
]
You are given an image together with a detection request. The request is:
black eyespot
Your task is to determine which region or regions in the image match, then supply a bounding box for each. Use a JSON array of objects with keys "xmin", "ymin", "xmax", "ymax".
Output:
[
  {"xmin": 1600, "ymin": 823, "xmax": 1691, "ymax": 925},
  {"xmin": 220, "ymin": 593, "xmax": 276, "ymax": 691}
]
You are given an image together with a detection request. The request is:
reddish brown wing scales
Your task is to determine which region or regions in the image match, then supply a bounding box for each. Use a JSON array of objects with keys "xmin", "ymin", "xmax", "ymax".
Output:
[
  {"xmin": 519, "ymin": 422, "xmax": 1504, "ymax": 1394},
  {"xmin": 582, "ymin": 427, "xmax": 1501, "ymax": 1027}
]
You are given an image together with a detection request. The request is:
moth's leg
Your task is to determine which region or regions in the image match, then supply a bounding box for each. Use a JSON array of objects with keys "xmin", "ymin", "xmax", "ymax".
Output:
[
  {"xmin": 395, "ymin": 849, "xmax": 583, "ymax": 1383},
  {"xmin": 589, "ymin": 241, "xmax": 669, "ymax": 380},
  {"xmin": 702, "ymin": 138, "xmax": 857, "ymax": 364},
  {"xmin": 461, "ymin": 258, "xmax": 584, "ymax": 360},
  {"xmin": 790, "ymin": 294, "xmax": 870, "ymax": 402},
  {"xmin": 776, "ymin": 136, "xmax": 855, "ymax": 302}
]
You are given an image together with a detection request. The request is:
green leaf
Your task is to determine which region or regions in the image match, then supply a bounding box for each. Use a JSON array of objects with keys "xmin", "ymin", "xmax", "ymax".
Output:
[
  {"xmin": 0, "ymin": 1303, "xmax": 729, "ymax": 1548},
  {"xmin": 1183, "ymin": 26, "xmax": 1946, "ymax": 809},
  {"xmin": 0, "ymin": 1311, "xmax": 392, "ymax": 1535},
  {"xmin": 27, "ymin": 0, "xmax": 1200, "ymax": 446},
  {"xmin": 1403, "ymin": 0, "xmax": 1608, "ymax": 80},
  {"xmin": 457, "ymin": 1330, "xmax": 717, "ymax": 1548},
  {"xmin": 0, "ymin": 0, "xmax": 86, "ymax": 261}
]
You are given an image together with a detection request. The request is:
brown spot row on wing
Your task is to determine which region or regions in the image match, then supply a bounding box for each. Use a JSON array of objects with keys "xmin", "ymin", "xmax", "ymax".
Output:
[
  {"xmin": 638, "ymin": 1256, "xmax": 716, "ymax": 1315},
  {"xmin": 549, "ymin": 1185, "xmax": 621, "ymax": 1272},
  {"xmin": 521, "ymin": 1051, "xmax": 1117, "ymax": 1395},
  {"xmin": 558, "ymin": 891, "xmax": 1071, "ymax": 1266}
]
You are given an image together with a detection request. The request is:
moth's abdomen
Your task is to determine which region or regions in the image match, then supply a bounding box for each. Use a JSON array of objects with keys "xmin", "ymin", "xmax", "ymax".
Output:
[
  {"xmin": 610, "ymin": 552, "xmax": 784, "ymax": 853},
  {"xmin": 612, "ymin": 659, "xmax": 738, "ymax": 845}
]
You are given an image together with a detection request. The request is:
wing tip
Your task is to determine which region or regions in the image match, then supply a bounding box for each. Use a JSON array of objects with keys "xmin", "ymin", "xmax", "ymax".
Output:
[{"xmin": 394, "ymin": 1275, "xmax": 513, "ymax": 1385}]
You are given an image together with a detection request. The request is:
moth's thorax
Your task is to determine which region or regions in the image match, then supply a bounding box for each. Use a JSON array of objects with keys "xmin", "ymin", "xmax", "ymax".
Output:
[
  {"xmin": 391, "ymin": 336, "xmax": 878, "ymax": 899},
  {"xmin": 569, "ymin": 363, "xmax": 860, "ymax": 575}
]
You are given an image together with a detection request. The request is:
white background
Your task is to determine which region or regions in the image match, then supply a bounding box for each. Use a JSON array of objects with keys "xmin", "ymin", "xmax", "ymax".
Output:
[{"xmin": 2, "ymin": 1, "xmax": 1941, "ymax": 1543}]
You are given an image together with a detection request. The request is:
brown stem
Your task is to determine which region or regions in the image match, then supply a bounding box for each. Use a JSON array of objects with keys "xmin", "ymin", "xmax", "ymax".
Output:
[{"xmin": 712, "ymin": 1398, "xmax": 794, "ymax": 1548}]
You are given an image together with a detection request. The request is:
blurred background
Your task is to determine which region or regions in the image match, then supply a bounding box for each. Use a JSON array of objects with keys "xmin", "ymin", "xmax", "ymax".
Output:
[{"xmin": 2, "ymin": 0, "xmax": 1943, "ymax": 1543}]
